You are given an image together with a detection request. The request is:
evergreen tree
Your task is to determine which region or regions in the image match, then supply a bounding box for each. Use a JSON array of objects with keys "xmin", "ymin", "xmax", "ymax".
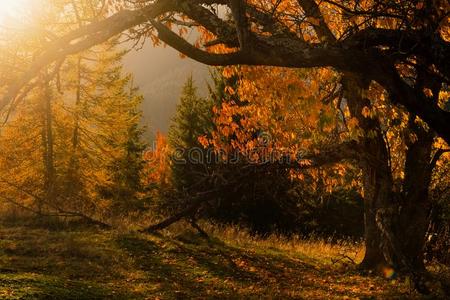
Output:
[
  {"xmin": 0, "ymin": 0, "xmax": 147, "ymax": 220},
  {"xmin": 164, "ymin": 76, "xmax": 214, "ymax": 213},
  {"xmin": 99, "ymin": 79, "xmax": 147, "ymax": 215},
  {"xmin": 162, "ymin": 71, "xmax": 300, "ymax": 233},
  {"xmin": 168, "ymin": 75, "xmax": 213, "ymax": 150}
]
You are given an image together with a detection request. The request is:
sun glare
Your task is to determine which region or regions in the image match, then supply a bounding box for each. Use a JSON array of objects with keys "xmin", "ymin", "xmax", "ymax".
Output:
[{"xmin": 0, "ymin": 0, "xmax": 27, "ymax": 23}]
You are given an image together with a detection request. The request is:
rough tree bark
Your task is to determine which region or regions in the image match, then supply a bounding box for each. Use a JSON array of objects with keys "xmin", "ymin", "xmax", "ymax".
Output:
[
  {"xmin": 341, "ymin": 74, "xmax": 392, "ymax": 270},
  {"xmin": 342, "ymin": 72, "xmax": 439, "ymax": 279},
  {"xmin": 396, "ymin": 125, "xmax": 434, "ymax": 271}
]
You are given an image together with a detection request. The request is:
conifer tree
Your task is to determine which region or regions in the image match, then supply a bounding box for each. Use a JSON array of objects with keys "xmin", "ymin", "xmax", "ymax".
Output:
[
  {"xmin": 98, "ymin": 78, "xmax": 147, "ymax": 215},
  {"xmin": 0, "ymin": 0, "xmax": 147, "ymax": 220},
  {"xmin": 168, "ymin": 75, "xmax": 212, "ymax": 150},
  {"xmin": 163, "ymin": 71, "xmax": 301, "ymax": 233},
  {"xmin": 165, "ymin": 76, "xmax": 214, "ymax": 213}
]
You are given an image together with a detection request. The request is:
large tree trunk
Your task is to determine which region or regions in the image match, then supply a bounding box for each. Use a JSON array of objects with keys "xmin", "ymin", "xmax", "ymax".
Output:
[
  {"xmin": 359, "ymin": 162, "xmax": 391, "ymax": 270},
  {"xmin": 395, "ymin": 121, "xmax": 434, "ymax": 271},
  {"xmin": 342, "ymin": 73, "xmax": 436, "ymax": 276},
  {"xmin": 342, "ymin": 74, "xmax": 392, "ymax": 270}
]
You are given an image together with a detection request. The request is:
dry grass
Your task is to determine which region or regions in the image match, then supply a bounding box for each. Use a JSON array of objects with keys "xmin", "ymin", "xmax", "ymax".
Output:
[
  {"xmin": 198, "ymin": 222, "xmax": 365, "ymax": 265},
  {"xmin": 0, "ymin": 221, "xmax": 442, "ymax": 299}
]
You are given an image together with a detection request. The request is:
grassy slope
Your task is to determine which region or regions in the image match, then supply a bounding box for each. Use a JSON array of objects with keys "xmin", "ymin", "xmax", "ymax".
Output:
[{"xmin": 0, "ymin": 224, "xmax": 428, "ymax": 299}]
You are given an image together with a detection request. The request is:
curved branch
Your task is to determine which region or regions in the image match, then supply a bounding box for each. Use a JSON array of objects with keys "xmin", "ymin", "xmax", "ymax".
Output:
[
  {"xmin": 151, "ymin": 20, "xmax": 246, "ymax": 65},
  {"xmin": 3, "ymin": 0, "xmax": 450, "ymax": 144},
  {"xmin": 0, "ymin": 0, "xmax": 173, "ymax": 111},
  {"xmin": 429, "ymin": 148, "xmax": 450, "ymax": 172}
]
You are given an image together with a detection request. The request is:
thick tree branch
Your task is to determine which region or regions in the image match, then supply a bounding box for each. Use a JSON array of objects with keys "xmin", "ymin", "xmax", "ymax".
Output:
[
  {"xmin": 2, "ymin": 0, "xmax": 450, "ymax": 144},
  {"xmin": 150, "ymin": 18, "xmax": 361, "ymax": 69},
  {"xmin": 344, "ymin": 28, "xmax": 450, "ymax": 80},
  {"xmin": 0, "ymin": 0, "xmax": 173, "ymax": 112},
  {"xmin": 369, "ymin": 62, "xmax": 450, "ymax": 146},
  {"xmin": 297, "ymin": 0, "xmax": 336, "ymax": 42},
  {"xmin": 296, "ymin": 140, "xmax": 360, "ymax": 168},
  {"xmin": 230, "ymin": 0, "xmax": 250, "ymax": 51},
  {"xmin": 151, "ymin": 20, "xmax": 246, "ymax": 65},
  {"xmin": 176, "ymin": 1, "xmax": 235, "ymax": 39}
]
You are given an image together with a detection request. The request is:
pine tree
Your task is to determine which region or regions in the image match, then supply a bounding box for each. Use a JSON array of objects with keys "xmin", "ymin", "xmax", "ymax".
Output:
[
  {"xmin": 0, "ymin": 0, "xmax": 147, "ymax": 220},
  {"xmin": 99, "ymin": 78, "xmax": 147, "ymax": 215},
  {"xmin": 60, "ymin": 42, "xmax": 148, "ymax": 217},
  {"xmin": 164, "ymin": 75, "xmax": 214, "ymax": 213},
  {"xmin": 168, "ymin": 75, "xmax": 213, "ymax": 150},
  {"xmin": 161, "ymin": 70, "xmax": 301, "ymax": 233}
]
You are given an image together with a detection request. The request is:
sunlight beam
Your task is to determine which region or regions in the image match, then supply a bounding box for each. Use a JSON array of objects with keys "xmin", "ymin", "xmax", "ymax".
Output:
[{"xmin": 0, "ymin": 0, "xmax": 27, "ymax": 23}]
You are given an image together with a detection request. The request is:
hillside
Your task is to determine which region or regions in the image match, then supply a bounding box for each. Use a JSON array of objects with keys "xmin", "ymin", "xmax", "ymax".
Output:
[
  {"xmin": 123, "ymin": 44, "xmax": 209, "ymax": 137},
  {"xmin": 0, "ymin": 224, "xmax": 431, "ymax": 299}
]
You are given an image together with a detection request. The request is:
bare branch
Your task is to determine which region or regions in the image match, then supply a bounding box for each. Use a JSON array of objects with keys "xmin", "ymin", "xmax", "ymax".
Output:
[{"xmin": 1, "ymin": 0, "xmax": 173, "ymax": 112}]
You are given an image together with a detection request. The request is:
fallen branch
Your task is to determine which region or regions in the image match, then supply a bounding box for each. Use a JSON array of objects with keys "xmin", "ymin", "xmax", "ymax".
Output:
[
  {"xmin": 0, "ymin": 179, "xmax": 111, "ymax": 229},
  {"xmin": 331, "ymin": 254, "xmax": 356, "ymax": 265},
  {"xmin": 189, "ymin": 219, "xmax": 209, "ymax": 239},
  {"xmin": 140, "ymin": 191, "xmax": 215, "ymax": 233}
]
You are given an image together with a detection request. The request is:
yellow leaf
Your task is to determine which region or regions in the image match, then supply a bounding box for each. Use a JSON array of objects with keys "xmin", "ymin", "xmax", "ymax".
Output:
[
  {"xmin": 361, "ymin": 106, "xmax": 371, "ymax": 118},
  {"xmin": 347, "ymin": 117, "xmax": 359, "ymax": 129},
  {"xmin": 222, "ymin": 67, "xmax": 234, "ymax": 79},
  {"xmin": 307, "ymin": 17, "xmax": 321, "ymax": 26},
  {"xmin": 225, "ymin": 86, "xmax": 236, "ymax": 95}
]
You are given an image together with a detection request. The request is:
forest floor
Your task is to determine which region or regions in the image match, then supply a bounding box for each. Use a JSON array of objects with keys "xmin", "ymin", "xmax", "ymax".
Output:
[{"xmin": 0, "ymin": 222, "xmax": 445, "ymax": 299}]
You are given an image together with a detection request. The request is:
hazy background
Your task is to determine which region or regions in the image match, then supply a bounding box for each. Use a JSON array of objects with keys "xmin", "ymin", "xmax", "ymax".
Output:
[{"xmin": 123, "ymin": 43, "xmax": 210, "ymax": 140}]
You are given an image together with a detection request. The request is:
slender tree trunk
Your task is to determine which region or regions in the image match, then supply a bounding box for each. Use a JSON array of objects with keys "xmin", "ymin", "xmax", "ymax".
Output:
[
  {"xmin": 41, "ymin": 76, "xmax": 56, "ymax": 210},
  {"xmin": 66, "ymin": 56, "xmax": 82, "ymax": 191},
  {"xmin": 66, "ymin": 1, "xmax": 84, "ymax": 196}
]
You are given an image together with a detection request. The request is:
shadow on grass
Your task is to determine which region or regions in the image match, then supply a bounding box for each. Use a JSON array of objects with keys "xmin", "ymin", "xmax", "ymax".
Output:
[
  {"xmin": 0, "ymin": 273, "xmax": 113, "ymax": 300},
  {"xmin": 0, "ymin": 228, "xmax": 130, "ymax": 299},
  {"xmin": 0, "ymin": 226, "xmax": 415, "ymax": 299},
  {"xmin": 115, "ymin": 231, "xmax": 376, "ymax": 299}
]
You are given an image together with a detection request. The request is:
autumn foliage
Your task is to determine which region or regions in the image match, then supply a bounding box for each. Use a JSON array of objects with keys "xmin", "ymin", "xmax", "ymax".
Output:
[{"xmin": 0, "ymin": 0, "xmax": 449, "ymax": 297}]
